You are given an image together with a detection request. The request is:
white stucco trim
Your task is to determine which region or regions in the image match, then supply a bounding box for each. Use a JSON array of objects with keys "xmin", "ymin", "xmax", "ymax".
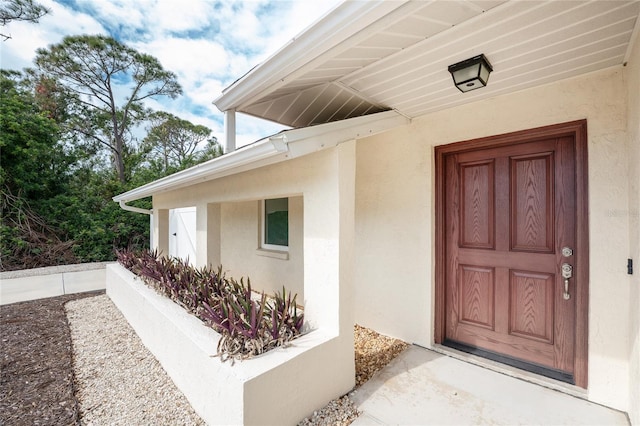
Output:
[{"xmin": 113, "ymin": 111, "xmax": 408, "ymax": 203}]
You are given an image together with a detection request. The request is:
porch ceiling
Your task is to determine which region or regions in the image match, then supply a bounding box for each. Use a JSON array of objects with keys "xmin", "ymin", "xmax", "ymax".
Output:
[{"xmin": 214, "ymin": 0, "xmax": 640, "ymax": 128}]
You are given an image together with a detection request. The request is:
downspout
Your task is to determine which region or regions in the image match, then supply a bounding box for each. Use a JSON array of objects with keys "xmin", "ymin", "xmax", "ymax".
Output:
[
  {"xmin": 118, "ymin": 200, "xmax": 153, "ymax": 249},
  {"xmin": 118, "ymin": 200, "xmax": 152, "ymax": 215}
]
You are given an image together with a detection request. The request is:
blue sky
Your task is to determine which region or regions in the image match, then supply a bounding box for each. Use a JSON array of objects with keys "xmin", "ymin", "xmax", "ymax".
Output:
[{"xmin": 0, "ymin": 0, "xmax": 341, "ymax": 147}]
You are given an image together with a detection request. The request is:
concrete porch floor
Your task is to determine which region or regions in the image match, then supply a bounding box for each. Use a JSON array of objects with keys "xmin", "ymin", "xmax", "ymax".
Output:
[{"xmin": 350, "ymin": 346, "xmax": 629, "ymax": 425}]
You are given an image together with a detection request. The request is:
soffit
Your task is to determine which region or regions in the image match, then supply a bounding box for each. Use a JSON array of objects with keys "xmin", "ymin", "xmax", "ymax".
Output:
[{"xmin": 216, "ymin": 0, "xmax": 640, "ymax": 128}]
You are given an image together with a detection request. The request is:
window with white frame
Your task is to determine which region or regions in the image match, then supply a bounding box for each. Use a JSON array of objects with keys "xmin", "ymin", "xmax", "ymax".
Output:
[{"xmin": 262, "ymin": 198, "xmax": 288, "ymax": 250}]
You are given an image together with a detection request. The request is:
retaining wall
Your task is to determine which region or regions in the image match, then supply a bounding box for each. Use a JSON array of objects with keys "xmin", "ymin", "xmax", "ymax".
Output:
[
  {"xmin": 0, "ymin": 263, "xmax": 110, "ymax": 305},
  {"xmin": 106, "ymin": 262, "xmax": 351, "ymax": 425}
]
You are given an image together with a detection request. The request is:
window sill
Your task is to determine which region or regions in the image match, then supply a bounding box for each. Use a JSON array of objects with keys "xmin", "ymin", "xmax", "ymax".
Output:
[{"xmin": 256, "ymin": 248, "xmax": 289, "ymax": 260}]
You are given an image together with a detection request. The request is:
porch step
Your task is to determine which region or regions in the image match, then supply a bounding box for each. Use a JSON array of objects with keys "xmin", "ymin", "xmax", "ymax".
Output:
[{"xmin": 350, "ymin": 346, "xmax": 628, "ymax": 425}]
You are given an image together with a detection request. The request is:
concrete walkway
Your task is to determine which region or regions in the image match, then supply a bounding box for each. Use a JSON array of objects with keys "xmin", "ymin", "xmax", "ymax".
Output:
[{"xmin": 350, "ymin": 346, "xmax": 629, "ymax": 425}]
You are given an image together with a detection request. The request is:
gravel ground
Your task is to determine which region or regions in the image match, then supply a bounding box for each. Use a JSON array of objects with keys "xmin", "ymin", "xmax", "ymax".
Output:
[
  {"xmin": 297, "ymin": 395, "xmax": 360, "ymax": 426},
  {"xmin": 66, "ymin": 295, "xmax": 406, "ymax": 426},
  {"xmin": 2, "ymin": 292, "xmax": 407, "ymax": 425},
  {"xmin": 67, "ymin": 295, "xmax": 407, "ymax": 426},
  {"xmin": 297, "ymin": 325, "xmax": 408, "ymax": 426},
  {"xmin": 66, "ymin": 295, "xmax": 205, "ymax": 425}
]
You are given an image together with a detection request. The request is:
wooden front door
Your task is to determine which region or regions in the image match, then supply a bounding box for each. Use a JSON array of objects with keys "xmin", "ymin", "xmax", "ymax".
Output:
[{"xmin": 435, "ymin": 121, "xmax": 589, "ymax": 388}]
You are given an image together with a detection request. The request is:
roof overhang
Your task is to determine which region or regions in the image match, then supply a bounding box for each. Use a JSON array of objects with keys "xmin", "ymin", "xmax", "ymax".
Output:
[
  {"xmin": 113, "ymin": 110, "xmax": 408, "ymax": 203},
  {"xmin": 213, "ymin": 1, "xmax": 404, "ymax": 114},
  {"xmin": 213, "ymin": 0, "xmax": 640, "ymax": 128}
]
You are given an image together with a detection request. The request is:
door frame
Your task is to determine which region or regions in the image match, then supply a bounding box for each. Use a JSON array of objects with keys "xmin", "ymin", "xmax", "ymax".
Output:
[{"xmin": 434, "ymin": 120, "xmax": 589, "ymax": 388}]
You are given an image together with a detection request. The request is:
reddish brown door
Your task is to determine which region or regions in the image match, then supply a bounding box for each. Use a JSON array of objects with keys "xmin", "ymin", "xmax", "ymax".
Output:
[{"xmin": 435, "ymin": 121, "xmax": 589, "ymax": 387}]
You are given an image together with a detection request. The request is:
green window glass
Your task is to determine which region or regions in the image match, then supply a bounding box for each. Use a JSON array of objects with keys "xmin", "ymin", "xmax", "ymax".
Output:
[{"xmin": 264, "ymin": 198, "xmax": 288, "ymax": 247}]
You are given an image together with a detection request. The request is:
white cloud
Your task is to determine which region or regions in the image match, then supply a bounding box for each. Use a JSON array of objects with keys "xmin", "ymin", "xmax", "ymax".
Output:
[
  {"xmin": 135, "ymin": 37, "xmax": 230, "ymax": 80},
  {"xmin": 144, "ymin": 97, "xmax": 221, "ymax": 131},
  {"xmin": 0, "ymin": 0, "xmax": 106, "ymax": 70},
  {"xmin": 150, "ymin": 0, "xmax": 215, "ymax": 33},
  {"xmin": 264, "ymin": 0, "xmax": 343, "ymax": 57},
  {"xmin": 83, "ymin": 0, "xmax": 146, "ymax": 32},
  {"xmin": 91, "ymin": 0, "xmax": 215, "ymax": 36},
  {"xmin": 187, "ymin": 79, "xmax": 225, "ymax": 109},
  {"xmin": 217, "ymin": 1, "xmax": 270, "ymax": 46},
  {"xmin": 235, "ymin": 113, "xmax": 288, "ymax": 147},
  {"xmin": 1, "ymin": 0, "xmax": 341, "ymax": 145}
]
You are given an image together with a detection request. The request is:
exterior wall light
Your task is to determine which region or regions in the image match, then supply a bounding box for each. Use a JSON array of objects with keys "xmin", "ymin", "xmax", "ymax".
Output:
[{"xmin": 448, "ymin": 54, "xmax": 493, "ymax": 92}]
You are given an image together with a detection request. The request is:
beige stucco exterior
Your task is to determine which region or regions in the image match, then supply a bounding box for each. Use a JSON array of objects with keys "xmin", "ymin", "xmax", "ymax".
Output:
[
  {"xmin": 219, "ymin": 197, "xmax": 304, "ymax": 298},
  {"xmin": 153, "ymin": 143, "xmax": 355, "ymax": 337},
  {"xmin": 354, "ymin": 65, "xmax": 637, "ymax": 414},
  {"xmin": 150, "ymin": 143, "xmax": 357, "ymax": 422},
  {"xmin": 624, "ymin": 23, "xmax": 640, "ymax": 426},
  {"xmin": 143, "ymin": 30, "xmax": 639, "ymax": 422}
]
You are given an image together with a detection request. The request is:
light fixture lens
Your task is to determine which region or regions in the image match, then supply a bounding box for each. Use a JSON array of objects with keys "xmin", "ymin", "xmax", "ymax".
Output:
[{"xmin": 452, "ymin": 64, "xmax": 480, "ymax": 83}]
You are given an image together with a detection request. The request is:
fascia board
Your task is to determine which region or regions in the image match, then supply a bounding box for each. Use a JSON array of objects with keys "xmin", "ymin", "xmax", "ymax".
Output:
[
  {"xmin": 284, "ymin": 110, "xmax": 408, "ymax": 158},
  {"xmin": 213, "ymin": 1, "xmax": 408, "ymax": 112},
  {"xmin": 113, "ymin": 111, "xmax": 408, "ymax": 203}
]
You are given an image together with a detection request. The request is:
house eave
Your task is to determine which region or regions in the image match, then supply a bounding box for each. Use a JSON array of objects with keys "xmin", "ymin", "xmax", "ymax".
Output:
[
  {"xmin": 212, "ymin": 0, "xmax": 408, "ymax": 113},
  {"xmin": 113, "ymin": 110, "xmax": 408, "ymax": 203}
]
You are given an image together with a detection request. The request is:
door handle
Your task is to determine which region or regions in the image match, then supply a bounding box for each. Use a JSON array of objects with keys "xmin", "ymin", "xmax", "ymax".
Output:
[{"xmin": 561, "ymin": 263, "xmax": 573, "ymax": 300}]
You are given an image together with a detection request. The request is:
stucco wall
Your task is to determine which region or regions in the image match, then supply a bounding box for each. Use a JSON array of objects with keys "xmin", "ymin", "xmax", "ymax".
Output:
[
  {"xmin": 220, "ymin": 196, "xmax": 304, "ymax": 298},
  {"xmin": 153, "ymin": 144, "xmax": 357, "ymax": 419},
  {"xmin": 354, "ymin": 66, "xmax": 632, "ymax": 411},
  {"xmin": 354, "ymin": 124, "xmax": 431, "ymax": 345},
  {"xmin": 152, "ymin": 141, "xmax": 359, "ymax": 336},
  {"xmin": 624, "ymin": 25, "xmax": 640, "ymax": 426}
]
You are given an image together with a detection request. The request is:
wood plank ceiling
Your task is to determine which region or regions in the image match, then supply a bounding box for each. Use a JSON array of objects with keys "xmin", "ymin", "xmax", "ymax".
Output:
[{"xmin": 228, "ymin": 0, "xmax": 640, "ymax": 128}]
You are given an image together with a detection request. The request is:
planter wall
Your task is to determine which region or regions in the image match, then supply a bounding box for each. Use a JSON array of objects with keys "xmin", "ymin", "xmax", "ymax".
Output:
[{"xmin": 106, "ymin": 263, "xmax": 353, "ymax": 425}]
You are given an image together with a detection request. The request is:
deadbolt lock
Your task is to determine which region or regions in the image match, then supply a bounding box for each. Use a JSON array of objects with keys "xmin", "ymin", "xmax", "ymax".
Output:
[{"xmin": 562, "ymin": 247, "xmax": 573, "ymax": 257}]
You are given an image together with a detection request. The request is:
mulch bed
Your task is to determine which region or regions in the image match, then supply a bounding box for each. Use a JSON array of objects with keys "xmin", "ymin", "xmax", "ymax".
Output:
[{"xmin": 0, "ymin": 291, "xmax": 103, "ymax": 426}]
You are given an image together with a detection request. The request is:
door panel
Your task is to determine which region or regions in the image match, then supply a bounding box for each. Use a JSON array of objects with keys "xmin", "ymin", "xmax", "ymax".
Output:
[
  {"xmin": 509, "ymin": 270, "xmax": 554, "ymax": 344},
  {"xmin": 458, "ymin": 265, "xmax": 495, "ymax": 330},
  {"xmin": 511, "ymin": 153, "xmax": 554, "ymax": 252},
  {"xmin": 460, "ymin": 161, "xmax": 495, "ymax": 249},
  {"xmin": 443, "ymin": 135, "xmax": 578, "ymax": 382}
]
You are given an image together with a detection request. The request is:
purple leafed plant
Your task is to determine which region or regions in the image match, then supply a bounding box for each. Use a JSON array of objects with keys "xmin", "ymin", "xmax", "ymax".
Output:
[{"xmin": 116, "ymin": 248, "xmax": 304, "ymax": 362}]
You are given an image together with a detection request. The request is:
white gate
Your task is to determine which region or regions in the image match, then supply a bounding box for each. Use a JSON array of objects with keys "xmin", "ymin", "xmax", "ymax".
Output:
[{"xmin": 168, "ymin": 207, "xmax": 196, "ymax": 266}]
